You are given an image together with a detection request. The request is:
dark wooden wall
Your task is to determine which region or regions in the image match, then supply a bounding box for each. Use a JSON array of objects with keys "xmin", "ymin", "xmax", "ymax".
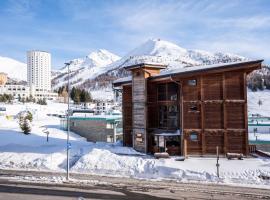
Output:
[
  {"xmin": 122, "ymin": 85, "xmax": 133, "ymax": 146},
  {"xmin": 179, "ymin": 70, "xmax": 248, "ymax": 155},
  {"xmin": 122, "ymin": 69, "xmax": 249, "ymax": 155}
]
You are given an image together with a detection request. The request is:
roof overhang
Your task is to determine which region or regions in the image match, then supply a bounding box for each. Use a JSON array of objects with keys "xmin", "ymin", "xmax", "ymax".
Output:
[{"xmin": 124, "ymin": 63, "xmax": 167, "ymax": 71}]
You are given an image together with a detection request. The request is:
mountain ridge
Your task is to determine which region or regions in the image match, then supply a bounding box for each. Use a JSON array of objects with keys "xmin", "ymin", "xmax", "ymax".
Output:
[{"xmin": 52, "ymin": 38, "xmax": 248, "ymax": 91}]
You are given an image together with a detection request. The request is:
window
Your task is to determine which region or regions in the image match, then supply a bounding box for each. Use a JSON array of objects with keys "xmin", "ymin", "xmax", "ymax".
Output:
[
  {"xmin": 158, "ymin": 84, "xmax": 166, "ymax": 101},
  {"xmin": 157, "ymin": 82, "xmax": 179, "ymax": 129},
  {"xmin": 168, "ymin": 83, "xmax": 178, "ymax": 101},
  {"xmin": 188, "ymin": 79, "xmax": 197, "ymax": 86},
  {"xmin": 106, "ymin": 123, "xmax": 113, "ymax": 129},
  {"xmin": 159, "ymin": 105, "xmax": 178, "ymax": 129},
  {"xmin": 189, "ymin": 105, "xmax": 199, "ymax": 112},
  {"xmin": 157, "ymin": 83, "xmax": 178, "ymax": 101},
  {"xmin": 159, "ymin": 105, "xmax": 167, "ymax": 127},
  {"xmin": 190, "ymin": 132, "xmax": 198, "ymax": 141}
]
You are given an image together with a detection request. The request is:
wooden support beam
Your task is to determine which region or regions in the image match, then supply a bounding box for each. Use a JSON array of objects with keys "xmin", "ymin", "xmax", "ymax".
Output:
[
  {"xmin": 200, "ymin": 76, "xmax": 205, "ymax": 155},
  {"xmin": 223, "ymin": 73, "xmax": 228, "ymax": 155},
  {"xmin": 243, "ymin": 72, "xmax": 249, "ymax": 155}
]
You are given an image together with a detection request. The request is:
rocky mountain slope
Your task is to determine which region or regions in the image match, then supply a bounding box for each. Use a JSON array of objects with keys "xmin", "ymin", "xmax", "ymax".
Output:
[
  {"xmin": 52, "ymin": 49, "xmax": 120, "ymax": 89},
  {"xmin": 52, "ymin": 39, "xmax": 247, "ymax": 91}
]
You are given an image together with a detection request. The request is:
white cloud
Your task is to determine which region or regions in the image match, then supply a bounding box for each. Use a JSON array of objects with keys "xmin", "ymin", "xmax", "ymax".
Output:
[{"xmin": 211, "ymin": 16, "xmax": 270, "ymax": 30}]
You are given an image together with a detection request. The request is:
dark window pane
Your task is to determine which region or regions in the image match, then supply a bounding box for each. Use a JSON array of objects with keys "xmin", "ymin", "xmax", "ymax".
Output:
[
  {"xmin": 188, "ymin": 79, "xmax": 197, "ymax": 86},
  {"xmin": 158, "ymin": 84, "xmax": 166, "ymax": 101},
  {"xmin": 168, "ymin": 83, "xmax": 178, "ymax": 101},
  {"xmin": 159, "ymin": 105, "xmax": 167, "ymax": 127},
  {"xmin": 168, "ymin": 105, "xmax": 178, "ymax": 128}
]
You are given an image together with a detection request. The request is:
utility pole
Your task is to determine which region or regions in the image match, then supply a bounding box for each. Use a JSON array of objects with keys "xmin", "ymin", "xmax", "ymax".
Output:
[
  {"xmin": 65, "ymin": 62, "xmax": 71, "ymax": 181},
  {"xmin": 216, "ymin": 146, "xmax": 220, "ymax": 178}
]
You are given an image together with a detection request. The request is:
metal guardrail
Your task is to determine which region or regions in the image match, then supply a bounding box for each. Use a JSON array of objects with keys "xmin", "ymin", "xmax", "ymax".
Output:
[{"xmin": 249, "ymin": 144, "xmax": 257, "ymax": 153}]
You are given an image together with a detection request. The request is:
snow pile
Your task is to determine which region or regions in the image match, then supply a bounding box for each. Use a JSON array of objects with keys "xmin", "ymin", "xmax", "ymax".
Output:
[
  {"xmin": 0, "ymin": 102, "xmax": 269, "ymax": 187},
  {"xmin": 0, "ymin": 102, "xmax": 86, "ymax": 171},
  {"xmin": 72, "ymin": 149, "xmax": 270, "ymax": 186}
]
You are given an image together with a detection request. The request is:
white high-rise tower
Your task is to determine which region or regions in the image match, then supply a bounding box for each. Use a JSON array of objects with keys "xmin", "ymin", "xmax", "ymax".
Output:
[{"xmin": 27, "ymin": 51, "xmax": 51, "ymax": 97}]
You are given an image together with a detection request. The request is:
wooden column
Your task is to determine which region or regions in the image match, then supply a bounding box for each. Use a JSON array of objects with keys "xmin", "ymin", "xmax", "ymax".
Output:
[
  {"xmin": 243, "ymin": 72, "xmax": 249, "ymax": 155},
  {"xmin": 200, "ymin": 76, "xmax": 205, "ymax": 155},
  {"xmin": 223, "ymin": 73, "xmax": 227, "ymax": 155}
]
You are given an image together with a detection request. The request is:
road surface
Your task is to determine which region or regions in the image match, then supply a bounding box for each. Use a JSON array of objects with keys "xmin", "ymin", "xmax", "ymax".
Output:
[{"xmin": 0, "ymin": 169, "xmax": 269, "ymax": 199}]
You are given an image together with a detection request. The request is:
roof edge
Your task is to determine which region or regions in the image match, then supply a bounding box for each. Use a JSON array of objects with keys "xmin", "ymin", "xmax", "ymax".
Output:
[{"xmin": 124, "ymin": 63, "xmax": 167, "ymax": 70}]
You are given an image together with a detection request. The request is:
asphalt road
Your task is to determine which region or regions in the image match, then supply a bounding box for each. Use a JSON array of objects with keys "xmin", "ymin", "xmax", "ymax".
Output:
[{"xmin": 0, "ymin": 169, "xmax": 269, "ymax": 200}]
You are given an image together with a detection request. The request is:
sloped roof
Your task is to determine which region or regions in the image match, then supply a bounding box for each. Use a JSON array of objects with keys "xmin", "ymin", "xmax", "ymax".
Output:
[{"xmin": 113, "ymin": 59, "xmax": 263, "ymax": 86}]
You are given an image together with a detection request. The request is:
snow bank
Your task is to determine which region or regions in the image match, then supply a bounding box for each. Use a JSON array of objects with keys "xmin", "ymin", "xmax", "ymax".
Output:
[
  {"xmin": 72, "ymin": 149, "xmax": 270, "ymax": 186},
  {"xmin": 0, "ymin": 102, "xmax": 269, "ymax": 188}
]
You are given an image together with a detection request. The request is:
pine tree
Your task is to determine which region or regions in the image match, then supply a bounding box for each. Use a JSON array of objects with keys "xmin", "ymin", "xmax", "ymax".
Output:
[
  {"xmin": 84, "ymin": 91, "xmax": 92, "ymax": 102},
  {"xmin": 80, "ymin": 89, "xmax": 86, "ymax": 102},
  {"xmin": 19, "ymin": 116, "xmax": 32, "ymax": 135},
  {"xmin": 26, "ymin": 111, "xmax": 33, "ymax": 122},
  {"xmin": 70, "ymin": 87, "xmax": 76, "ymax": 101}
]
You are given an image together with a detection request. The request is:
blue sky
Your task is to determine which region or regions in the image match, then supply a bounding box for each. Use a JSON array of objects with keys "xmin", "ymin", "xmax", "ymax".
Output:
[{"xmin": 0, "ymin": 0, "xmax": 269, "ymax": 68}]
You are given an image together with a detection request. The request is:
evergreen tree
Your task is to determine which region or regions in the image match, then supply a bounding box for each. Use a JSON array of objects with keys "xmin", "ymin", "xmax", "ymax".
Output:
[
  {"xmin": 84, "ymin": 91, "xmax": 92, "ymax": 102},
  {"xmin": 70, "ymin": 87, "xmax": 76, "ymax": 100},
  {"xmin": 80, "ymin": 89, "xmax": 86, "ymax": 102},
  {"xmin": 26, "ymin": 111, "xmax": 33, "ymax": 122},
  {"xmin": 74, "ymin": 91, "xmax": 81, "ymax": 104},
  {"xmin": 19, "ymin": 118, "xmax": 31, "ymax": 135}
]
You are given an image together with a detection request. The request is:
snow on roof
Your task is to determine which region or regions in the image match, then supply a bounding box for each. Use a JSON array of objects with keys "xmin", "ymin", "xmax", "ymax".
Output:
[
  {"xmin": 70, "ymin": 115, "xmax": 122, "ymax": 121},
  {"xmin": 155, "ymin": 59, "xmax": 263, "ymax": 78},
  {"xmin": 113, "ymin": 59, "xmax": 263, "ymax": 85},
  {"xmin": 124, "ymin": 62, "xmax": 167, "ymax": 70},
  {"xmin": 113, "ymin": 76, "xmax": 132, "ymax": 84}
]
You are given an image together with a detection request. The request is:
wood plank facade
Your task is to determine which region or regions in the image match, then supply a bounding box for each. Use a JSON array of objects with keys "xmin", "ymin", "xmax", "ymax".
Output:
[{"xmin": 114, "ymin": 60, "xmax": 263, "ymax": 156}]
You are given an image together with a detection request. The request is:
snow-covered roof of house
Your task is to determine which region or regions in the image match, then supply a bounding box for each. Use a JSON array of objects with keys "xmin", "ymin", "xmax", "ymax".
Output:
[
  {"xmin": 113, "ymin": 59, "xmax": 263, "ymax": 86},
  {"xmin": 124, "ymin": 62, "xmax": 167, "ymax": 70},
  {"xmin": 152, "ymin": 59, "xmax": 263, "ymax": 79},
  {"xmin": 113, "ymin": 76, "xmax": 132, "ymax": 85}
]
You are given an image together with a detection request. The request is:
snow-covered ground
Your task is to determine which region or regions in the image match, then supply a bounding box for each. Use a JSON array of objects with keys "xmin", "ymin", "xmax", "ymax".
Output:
[
  {"xmin": 0, "ymin": 101, "xmax": 269, "ymax": 188},
  {"xmin": 248, "ymin": 89, "xmax": 270, "ymax": 117}
]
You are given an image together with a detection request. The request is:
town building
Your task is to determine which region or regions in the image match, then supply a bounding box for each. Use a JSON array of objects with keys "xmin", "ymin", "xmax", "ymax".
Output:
[
  {"xmin": 0, "ymin": 84, "xmax": 30, "ymax": 99},
  {"xmin": 113, "ymin": 60, "xmax": 263, "ymax": 156},
  {"xmin": 95, "ymin": 101, "xmax": 114, "ymax": 115},
  {"xmin": 27, "ymin": 50, "xmax": 51, "ymax": 92},
  {"xmin": 60, "ymin": 115, "xmax": 123, "ymax": 142},
  {"xmin": 248, "ymin": 116, "xmax": 270, "ymax": 134},
  {"xmin": 27, "ymin": 50, "xmax": 58, "ymax": 99}
]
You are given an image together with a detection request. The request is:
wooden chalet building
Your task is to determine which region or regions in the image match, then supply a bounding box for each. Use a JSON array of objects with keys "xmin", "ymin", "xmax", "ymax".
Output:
[{"xmin": 113, "ymin": 60, "xmax": 263, "ymax": 156}]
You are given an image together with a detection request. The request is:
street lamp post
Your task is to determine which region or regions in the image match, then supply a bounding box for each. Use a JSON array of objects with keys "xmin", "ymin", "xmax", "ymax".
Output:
[{"xmin": 65, "ymin": 62, "xmax": 71, "ymax": 181}]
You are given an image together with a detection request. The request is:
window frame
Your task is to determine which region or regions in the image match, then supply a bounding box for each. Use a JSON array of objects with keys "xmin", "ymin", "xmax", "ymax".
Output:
[{"xmin": 157, "ymin": 82, "xmax": 179, "ymax": 130}]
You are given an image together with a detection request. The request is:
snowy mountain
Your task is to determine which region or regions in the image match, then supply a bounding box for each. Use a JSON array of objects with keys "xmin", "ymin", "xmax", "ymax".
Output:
[
  {"xmin": 0, "ymin": 56, "xmax": 27, "ymax": 81},
  {"xmin": 54, "ymin": 38, "xmax": 246, "ymax": 93},
  {"xmin": 52, "ymin": 49, "xmax": 120, "ymax": 89},
  {"xmin": 105, "ymin": 39, "xmax": 246, "ymax": 72}
]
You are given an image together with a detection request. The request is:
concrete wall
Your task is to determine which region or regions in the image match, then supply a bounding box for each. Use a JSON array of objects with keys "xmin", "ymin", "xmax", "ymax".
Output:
[{"xmin": 70, "ymin": 119, "xmax": 114, "ymax": 142}]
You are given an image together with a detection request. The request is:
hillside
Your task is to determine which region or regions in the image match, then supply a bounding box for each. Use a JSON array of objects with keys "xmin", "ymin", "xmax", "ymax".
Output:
[
  {"xmin": 0, "ymin": 56, "xmax": 27, "ymax": 81},
  {"xmin": 52, "ymin": 49, "xmax": 120, "ymax": 89},
  {"xmin": 52, "ymin": 39, "xmax": 247, "ymax": 93}
]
